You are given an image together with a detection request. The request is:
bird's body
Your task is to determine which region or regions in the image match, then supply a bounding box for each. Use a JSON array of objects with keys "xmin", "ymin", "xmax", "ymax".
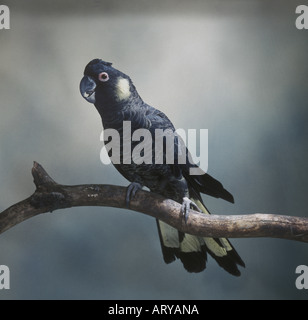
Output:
[
  {"xmin": 80, "ymin": 59, "xmax": 245, "ymax": 275},
  {"xmin": 104, "ymin": 103, "xmax": 188, "ymax": 202}
]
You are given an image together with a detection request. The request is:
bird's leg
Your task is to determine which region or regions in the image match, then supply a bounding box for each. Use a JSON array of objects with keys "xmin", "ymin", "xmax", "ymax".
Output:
[
  {"xmin": 181, "ymin": 197, "xmax": 201, "ymax": 223},
  {"xmin": 126, "ymin": 182, "xmax": 143, "ymax": 208}
]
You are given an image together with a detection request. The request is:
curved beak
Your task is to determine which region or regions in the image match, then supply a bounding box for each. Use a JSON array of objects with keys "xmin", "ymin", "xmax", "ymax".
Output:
[{"xmin": 80, "ymin": 76, "xmax": 96, "ymax": 103}]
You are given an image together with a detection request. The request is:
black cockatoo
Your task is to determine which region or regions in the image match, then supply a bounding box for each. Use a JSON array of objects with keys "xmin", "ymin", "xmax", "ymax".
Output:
[{"xmin": 79, "ymin": 59, "xmax": 245, "ymax": 276}]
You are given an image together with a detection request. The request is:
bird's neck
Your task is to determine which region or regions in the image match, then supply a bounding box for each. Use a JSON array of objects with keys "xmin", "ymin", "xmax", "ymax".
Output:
[{"xmin": 94, "ymin": 93, "xmax": 148, "ymax": 130}]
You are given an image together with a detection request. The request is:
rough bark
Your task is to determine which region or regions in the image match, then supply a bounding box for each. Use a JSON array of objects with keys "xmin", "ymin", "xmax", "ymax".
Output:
[{"xmin": 0, "ymin": 162, "xmax": 307, "ymax": 243}]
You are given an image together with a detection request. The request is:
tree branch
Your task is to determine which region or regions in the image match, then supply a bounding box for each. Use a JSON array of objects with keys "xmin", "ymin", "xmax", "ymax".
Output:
[{"xmin": 0, "ymin": 162, "xmax": 308, "ymax": 243}]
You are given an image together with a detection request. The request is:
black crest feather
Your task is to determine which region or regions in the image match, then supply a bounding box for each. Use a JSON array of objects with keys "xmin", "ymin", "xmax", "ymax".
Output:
[{"xmin": 89, "ymin": 59, "xmax": 112, "ymax": 67}]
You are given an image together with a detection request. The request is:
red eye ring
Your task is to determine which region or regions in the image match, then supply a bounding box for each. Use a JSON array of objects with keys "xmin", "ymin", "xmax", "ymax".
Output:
[{"xmin": 98, "ymin": 72, "xmax": 109, "ymax": 82}]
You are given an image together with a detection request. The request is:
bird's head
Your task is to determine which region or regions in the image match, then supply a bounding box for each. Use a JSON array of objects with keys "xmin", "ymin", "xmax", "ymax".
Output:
[{"xmin": 80, "ymin": 59, "xmax": 133, "ymax": 106}]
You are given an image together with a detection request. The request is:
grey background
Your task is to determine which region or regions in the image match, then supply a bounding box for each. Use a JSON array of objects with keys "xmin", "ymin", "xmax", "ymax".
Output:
[{"xmin": 0, "ymin": 0, "xmax": 307, "ymax": 299}]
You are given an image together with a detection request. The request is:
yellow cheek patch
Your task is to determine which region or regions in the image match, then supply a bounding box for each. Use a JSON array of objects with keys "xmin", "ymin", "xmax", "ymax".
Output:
[{"xmin": 115, "ymin": 77, "xmax": 131, "ymax": 101}]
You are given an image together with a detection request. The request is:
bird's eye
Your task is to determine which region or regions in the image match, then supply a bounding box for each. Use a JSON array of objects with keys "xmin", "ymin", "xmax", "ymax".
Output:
[{"xmin": 98, "ymin": 72, "xmax": 109, "ymax": 82}]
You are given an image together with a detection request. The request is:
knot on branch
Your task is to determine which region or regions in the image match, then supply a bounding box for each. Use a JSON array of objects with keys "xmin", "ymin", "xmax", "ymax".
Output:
[
  {"xmin": 30, "ymin": 191, "xmax": 68, "ymax": 212},
  {"xmin": 32, "ymin": 161, "xmax": 57, "ymax": 189},
  {"xmin": 30, "ymin": 162, "xmax": 71, "ymax": 211}
]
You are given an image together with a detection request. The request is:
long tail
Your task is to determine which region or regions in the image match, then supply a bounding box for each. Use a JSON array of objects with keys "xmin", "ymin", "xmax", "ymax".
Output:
[{"xmin": 156, "ymin": 197, "xmax": 245, "ymax": 276}]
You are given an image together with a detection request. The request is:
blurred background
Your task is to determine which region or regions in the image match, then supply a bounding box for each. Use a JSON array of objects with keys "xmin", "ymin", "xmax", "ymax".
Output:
[{"xmin": 0, "ymin": 0, "xmax": 307, "ymax": 299}]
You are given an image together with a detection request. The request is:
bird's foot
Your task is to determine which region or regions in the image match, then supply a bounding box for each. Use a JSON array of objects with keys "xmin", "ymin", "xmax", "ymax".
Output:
[
  {"xmin": 181, "ymin": 197, "xmax": 201, "ymax": 223},
  {"xmin": 126, "ymin": 182, "xmax": 143, "ymax": 208}
]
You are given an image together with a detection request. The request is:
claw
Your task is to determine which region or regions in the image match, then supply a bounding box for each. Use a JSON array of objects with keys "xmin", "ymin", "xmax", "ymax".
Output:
[
  {"xmin": 181, "ymin": 197, "xmax": 201, "ymax": 223},
  {"xmin": 126, "ymin": 182, "xmax": 142, "ymax": 208}
]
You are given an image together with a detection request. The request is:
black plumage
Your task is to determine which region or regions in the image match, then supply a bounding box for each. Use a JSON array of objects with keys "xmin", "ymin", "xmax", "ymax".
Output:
[{"xmin": 80, "ymin": 59, "xmax": 245, "ymax": 275}]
